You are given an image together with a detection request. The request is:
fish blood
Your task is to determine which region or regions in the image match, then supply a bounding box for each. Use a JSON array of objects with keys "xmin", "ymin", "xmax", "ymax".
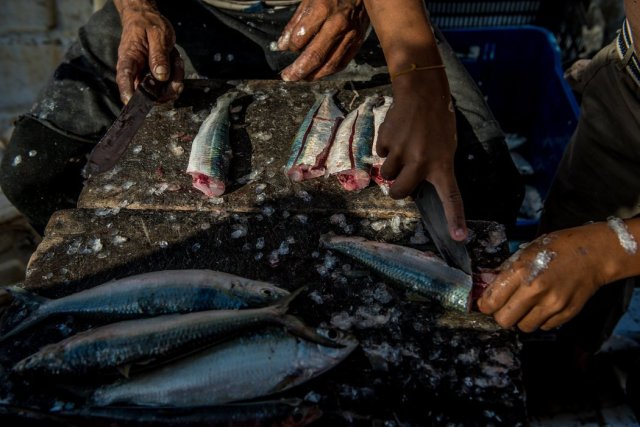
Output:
[{"xmin": 607, "ymin": 216, "xmax": 638, "ymax": 255}]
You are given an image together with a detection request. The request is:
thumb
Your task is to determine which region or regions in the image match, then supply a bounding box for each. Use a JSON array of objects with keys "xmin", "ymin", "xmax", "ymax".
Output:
[{"xmin": 432, "ymin": 172, "xmax": 467, "ymax": 241}]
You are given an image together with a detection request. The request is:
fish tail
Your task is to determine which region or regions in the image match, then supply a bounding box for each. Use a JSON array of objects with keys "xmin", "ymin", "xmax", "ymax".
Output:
[
  {"xmin": 278, "ymin": 315, "xmax": 344, "ymax": 348},
  {"xmin": 272, "ymin": 286, "xmax": 306, "ymax": 316},
  {"xmin": 0, "ymin": 286, "xmax": 50, "ymax": 343}
]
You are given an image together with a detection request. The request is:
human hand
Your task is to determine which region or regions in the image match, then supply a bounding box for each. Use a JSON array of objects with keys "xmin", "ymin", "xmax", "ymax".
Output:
[
  {"xmin": 279, "ymin": 0, "xmax": 369, "ymax": 81},
  {"xmin": 376, "ymin": 69, "xmax": 466, "ymax": 241},
  {"xmin": 116, "ymin": 4, "xmax": 184, "ymax": 104},
  {"xmin": 477, "ymin": 225, "xmax": 612, "ymax": 332}
]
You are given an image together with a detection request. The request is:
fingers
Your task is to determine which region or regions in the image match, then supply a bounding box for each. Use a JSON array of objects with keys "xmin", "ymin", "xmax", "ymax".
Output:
[
  {"xmin": 147, "ymin": 25, "xmax": 173, "ymax": 81},
  {"xmin": 277, "ymin": 3, "xmax": 307, "ymax": 50},
  {"xmin": 477, "ymin": 269, "xmax": 522, "ymax": 315},
  {"xmin": 156, "ymin": 48, "xmax": 184, "ymax": 103},
  {"xmin": 306, "ymin": 30, "xmax": 360, "ymax": 81},
  {"xmin": 432, "ymin": 172, "xmax": 467, "ymax": 241},
  {"xmin": 383, "ymin": 158, "xmax": 417, "ymax": 199},
  {"xmin": 281, "ymin": 9, "xmax": 325, "ymax": 53},
  {"xmin": 116, "ymin": 53, "xmax": 144, "ymax": 105},
  {"xmin": 281, "ymin": 22, "xmax": 338, "ymax": 81}
]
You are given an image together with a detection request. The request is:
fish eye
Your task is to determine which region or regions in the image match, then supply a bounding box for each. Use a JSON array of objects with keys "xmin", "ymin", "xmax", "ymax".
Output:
[
  {"xmin": 327, "ymin": 329, "xmax": 338, "ymax": 339},
  {"xmin": 261, "ymin": 288, "xmax": 272, "ymax": 296}
]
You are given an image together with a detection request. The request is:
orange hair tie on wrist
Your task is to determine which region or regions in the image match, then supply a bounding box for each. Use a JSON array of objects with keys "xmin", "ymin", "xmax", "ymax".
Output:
[{"xmin": 390, "ymin": 63, "xmax": 446, "ymax": 81}]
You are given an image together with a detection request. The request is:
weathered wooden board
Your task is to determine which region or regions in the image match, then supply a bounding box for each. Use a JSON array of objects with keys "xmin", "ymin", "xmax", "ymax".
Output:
[
  {"xmin": 78, "ymin": 79, "xmax": 420, "ymax": 218},
  {"xmin": 0, "ymin": 208, "xmax": 526, "ymax": 426}
]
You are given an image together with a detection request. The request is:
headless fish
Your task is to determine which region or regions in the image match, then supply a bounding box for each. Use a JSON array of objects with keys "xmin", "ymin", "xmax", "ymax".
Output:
[
  {"xmin": 0, "ymin": 270, "xmax": 289, "ymax": 342},
  {"xmin": 321, "ymin": 235, "xmax": 473, "ymax": 312},
  {"xmin": 91, "ymin": 327, "xmax": 358, "ymax": 407},
  {"xmin": 370, "ymin": 96, "xmax": 394, "ymax": 194},
  {"xmin": 14, "ymin": 288, "xmax": 339, "ymax": 376},
  {"xmin": 326, "ymin": 96, "xmax": 380, "ymax": 191},
  {"xmin": 286, "ymin": 91, "xmax": 344, "ymax": 181},
  {"xmin": 186, "ymin": 91, "xmax": 237, "ymax": 197}
]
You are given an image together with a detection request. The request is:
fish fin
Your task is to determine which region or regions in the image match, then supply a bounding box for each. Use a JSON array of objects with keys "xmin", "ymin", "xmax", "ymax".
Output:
[
  {"xmin": 272, "ymin": 372, "xmax": 301, "ymax": 393},
  {"xmin": 278, "ymin": 315, "xmax": 344, "ymax": 348},
  {"xmin": 272, "ymin": 286, "xmax": 306, "ymax": 315},
  {"xmin": 117, "ymin": 364, "xmax": 132, "ymax": 378},
  {"xmin": 405, "ymin": 293, "xmax": 430, "ymax": 303},
  {"xmin": 0, "ymin": 286, "xmax": 50, "ymax": 343}
]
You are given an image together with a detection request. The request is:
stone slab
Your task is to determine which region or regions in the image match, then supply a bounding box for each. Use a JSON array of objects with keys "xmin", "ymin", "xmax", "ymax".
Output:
[
  {"xmin": 79, "ymin": 79, "xmax": 420, "ymax": 219},
  {"xmin": 0, "ymin": 207, "xmax": 525, "ymax": 426}
]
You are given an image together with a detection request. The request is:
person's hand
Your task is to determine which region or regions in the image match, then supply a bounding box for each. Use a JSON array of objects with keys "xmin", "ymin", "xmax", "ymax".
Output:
[
  {"xmin": 279, "ymin": 0, "xmax": 369, "ymax": 81},
  {"xmin": 477, "ymin": 225, "xmax": 612, "ymax": 332},
  {"xmin": 116, "ymin": 4, "xmax": 184, "ymax": 104},
  {"xmin": 376, "ymin": 68, "xmax": 467, "ymax": 241}
]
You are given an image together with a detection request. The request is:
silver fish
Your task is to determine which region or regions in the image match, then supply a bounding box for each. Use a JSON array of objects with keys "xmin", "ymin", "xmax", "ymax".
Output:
[
  {"xmin": 321, "ymin": 235, "xmax": 473, "ymax": 312},
  {"xmin": 13, "ymin": 288, "xmax": 338, "ymax": 375},
  {"xmin": 91, "ymin": 327, "xmax": 358, "ymax": 407},
  {"xmin": 286, "ymin": 91, "xmax": 343, "ymax": 181},
  {"xmin": 186, "ymin": 91, "xmax": 238, "ymax": 197},
  {"xmin": 370, "ymin": 96, "xmax": 393, "ymax": 195},
  {"xmin": 0, "ymin": 270, "xmax": 289, "ymax": 341},
  {"xmin": 326, "ymin": 96, "xmax": 379, "ymax": 191}
]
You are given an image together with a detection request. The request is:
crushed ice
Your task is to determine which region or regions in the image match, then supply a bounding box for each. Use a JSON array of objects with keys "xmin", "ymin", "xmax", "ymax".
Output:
[
  {"xmin": 527, "ymin": 250, "xmax": 555, "ymax": 284},
  {"xmin": 607, "ymin": 216, "xmax": 638, "ymax": 255},
  {"xmin": 230, "ymin": 224, "xmax": 247, "ymax": 239}
]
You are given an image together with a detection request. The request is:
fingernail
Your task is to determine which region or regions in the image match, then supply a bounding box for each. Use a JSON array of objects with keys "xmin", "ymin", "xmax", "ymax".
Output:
[
  {"xmin": 453, "ymin": 228, "xmax": 466, "ymax": 240},
  {"xmin": 154, "ymin": 65, "xmax": 168, "ymax": 79}
]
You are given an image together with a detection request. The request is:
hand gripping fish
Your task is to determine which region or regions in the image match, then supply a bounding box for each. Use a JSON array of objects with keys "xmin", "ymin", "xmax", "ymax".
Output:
[
  {"xmin": 91, "ymin": 327, "xmax": 358, "ymax": 407},
  {"xmin": 285, "ymin": 91, "xmax": 344, "ymax": 181},
  {"xmin": 186, "ymin": 91, "xmax": 238, "ymax": 197},
  {"xmin": 0, "ymin": 270, "xmax": 289, "ymax": 342},
  {"xmin": 321, "ymin": 235, "xmax": 473, "ymax": 312},
  {"xmin": 326, "ymin": 96, "xmax": 380, "ymax": 191},
  {"xmin": 13, "ymin": 288, "xmax": 340, "ymax": 376},
  {"xmin": 370, "ymin": 96, "xmax": 394, "ymax": 195}
]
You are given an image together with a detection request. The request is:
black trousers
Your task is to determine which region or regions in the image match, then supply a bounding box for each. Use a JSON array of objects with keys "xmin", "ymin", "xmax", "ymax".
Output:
[{"xmin": 0, "ymin": 0, "xmax": 522, "ymax": 235}]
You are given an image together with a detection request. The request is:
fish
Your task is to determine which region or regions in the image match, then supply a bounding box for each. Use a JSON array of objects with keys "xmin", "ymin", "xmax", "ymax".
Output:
[
  {"xmin": 13, "ymin": 288, "xmax": 339, "ymax": 376},
  {"xmin": 0, "ymin": 270, "xmax": 289, "ymax": 342},
  {"xmin": 370, "ymin": 96, "xmax": 394, "ymax": 195},
  {"xmin": 5, "ymin": 399, "xmax": 322, "ymax": 426},
  {"xmin": 286, "ymin": 91, "xmax": 344, "ymax": 181},
  {"xmin": 320, "ymin": 235, "xmax": 473, "ymax": 312},
  {"xmin": 326, "ymin": 96, "xmax": 380, "ymax": 191},
  {"xmin": 91, "ymin": 327, "xmax": 358, "ymax": 407},
  {"xmin": 186, "ymin": 91, "xmax": 237, "ymax": 197},
  {"xmin": 509, "ymin": 151, "xmax": 534, "ymax": 176}
]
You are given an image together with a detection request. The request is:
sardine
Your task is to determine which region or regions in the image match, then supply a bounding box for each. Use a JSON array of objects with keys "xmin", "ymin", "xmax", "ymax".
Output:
[
  {"xmin": 370, "ymin": 96, "xmax": 394, "ymax": 194},
  {"xmin": 509, "ymin": 151, "xmax": 534, "ymax": 176},
  {"xmin": 286, "ymin": 91, "xmax": 343, "ymax": 181},
  {"xmin": 0, "ymin": 270, "xmax": 289, "ymax": 342},
  {"xmin": 31, "ymin": 399, "xmax": 322, "ymax": 427},
  {"xmin": 186, "ymin": 91, "xmax": 237, "ymax": 197},
  {"xmin": 14, "ymin": 289, "xmax": 339, "ymax": 376},
  {"xmin": 92, "ymin": 327, "xmax": 358, "ymax": 407},
  {"xmin": 321, "ymin": 235, "xmax": 473, "ymax": 312},
  {"xmin": 326, "ymin": 96, "xmax": 379, "ymax": 191}
]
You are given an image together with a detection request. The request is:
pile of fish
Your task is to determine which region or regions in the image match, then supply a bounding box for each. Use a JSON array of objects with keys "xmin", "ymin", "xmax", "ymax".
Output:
[
  {"xmin": 1, "ymin": 270, "xmax": 357, "ymax": 409},
  {"xmin": 185, "ymin": 90, "xmax": 395, "ymax": 198},
  {"xmin": 287, "ymin": 92, "xmax": 393, "ymax": 193}
]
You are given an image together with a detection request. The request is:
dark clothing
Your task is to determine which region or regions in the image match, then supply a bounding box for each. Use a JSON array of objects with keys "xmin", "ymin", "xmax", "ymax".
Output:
[
  {"xmin": 536, "ymin": 36, "xmax": 640, "ymax": 354},
  {"xmin": 0, "ymin": 0, "xmax": 522, "ymax": 234}
]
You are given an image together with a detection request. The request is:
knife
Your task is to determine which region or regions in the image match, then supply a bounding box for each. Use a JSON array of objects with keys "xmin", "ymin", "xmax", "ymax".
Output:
[
  {"xmin": 414, "ymin": 181, "xmax": 472, "ymax": 275},
  {"xmin": 82, "ymin": 74, "xmax": 166, "ymax": 179}
]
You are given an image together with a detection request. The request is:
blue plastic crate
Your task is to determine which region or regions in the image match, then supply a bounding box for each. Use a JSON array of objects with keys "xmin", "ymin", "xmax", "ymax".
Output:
[{"xmin": 442, "ymin": 26, "xmax": 580, "ymax": 236}]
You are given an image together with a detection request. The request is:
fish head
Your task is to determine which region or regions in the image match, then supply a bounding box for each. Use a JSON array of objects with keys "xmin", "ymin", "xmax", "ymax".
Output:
[
  {"xmin": 229, "ymin": 278, "xmax": 290, "ymax": 304},
  {"xmin": 310, "ymin": 328, "xmax": 359, "ymax": 362}
]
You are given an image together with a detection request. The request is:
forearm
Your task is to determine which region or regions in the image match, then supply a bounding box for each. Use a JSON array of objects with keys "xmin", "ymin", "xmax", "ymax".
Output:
[
  {"xmin": 597, "ymin": 217, "xmax": 640, "ymax": 283},
  {"xmin": 363, "ymin": 0, "xmax": 442, "ymax": 74}
]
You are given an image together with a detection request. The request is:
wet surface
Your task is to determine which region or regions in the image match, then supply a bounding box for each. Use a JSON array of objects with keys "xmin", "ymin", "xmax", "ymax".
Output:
[{"xmin": 2, "ymin": 79, "xmax": 525, "ymax": 425}]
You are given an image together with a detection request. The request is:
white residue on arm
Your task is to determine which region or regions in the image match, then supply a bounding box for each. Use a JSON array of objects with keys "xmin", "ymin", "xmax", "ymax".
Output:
[{"xmin": 607, "ymin": 216, "xmax": 638, "ymax": 255}]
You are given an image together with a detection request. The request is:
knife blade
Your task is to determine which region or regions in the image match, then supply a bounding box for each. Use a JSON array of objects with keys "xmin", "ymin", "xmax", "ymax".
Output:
[
  {"xmin": 414, "ymin": 181, "xmax": 472, "ymax": 275},
  {"xmin": 82, "ymin": 74, "xmax": 165, "ymax": 178}
]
